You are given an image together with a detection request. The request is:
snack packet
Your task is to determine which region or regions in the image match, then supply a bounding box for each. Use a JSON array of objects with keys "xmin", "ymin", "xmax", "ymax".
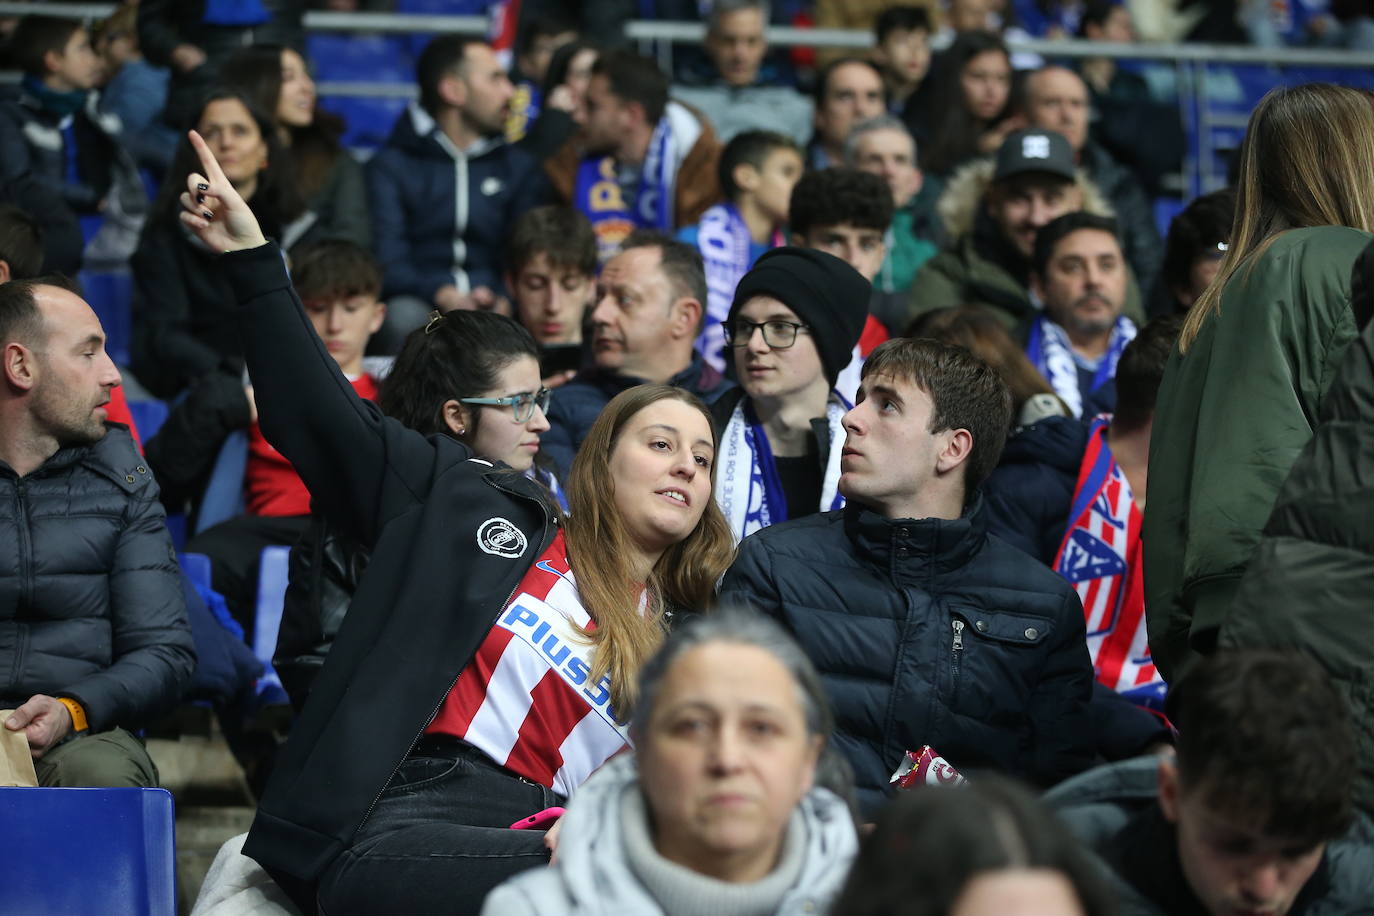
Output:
[{"xmin": 889, "ymin": 745, "xmax": 967, "ymax": 789}]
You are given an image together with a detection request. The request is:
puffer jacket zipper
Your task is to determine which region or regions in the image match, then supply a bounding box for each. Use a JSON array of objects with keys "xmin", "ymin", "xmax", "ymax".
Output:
[{"xmin": 15, "ymin": 479, "xmax": 32, "ymax": 612}]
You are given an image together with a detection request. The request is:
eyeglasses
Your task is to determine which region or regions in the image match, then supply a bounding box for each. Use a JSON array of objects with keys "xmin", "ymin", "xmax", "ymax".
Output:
[
  {"xmin": 725, "ymin": 319, "xmax": 810, "ymax": 350},
  {"xmin": 459, "ymin": 388, "xmax": 552, "ymax": 423}
]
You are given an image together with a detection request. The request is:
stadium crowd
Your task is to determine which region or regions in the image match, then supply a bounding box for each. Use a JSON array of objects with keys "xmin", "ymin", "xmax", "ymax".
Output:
[{"xmin": 1, "ymin": 1, "xmax": 1372, "ymax": 914}]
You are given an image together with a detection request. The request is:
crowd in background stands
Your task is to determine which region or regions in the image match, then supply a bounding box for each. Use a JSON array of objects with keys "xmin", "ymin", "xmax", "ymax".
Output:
[{"xmin": 1, "ymin": 1, "xmax": 1372, "ymax": 914}]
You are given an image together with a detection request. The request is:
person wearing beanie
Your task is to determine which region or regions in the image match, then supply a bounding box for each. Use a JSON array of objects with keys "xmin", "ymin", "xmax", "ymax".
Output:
[{"xmin": 710, "ymin": 247, "xmax": 871, "ymax": 541}]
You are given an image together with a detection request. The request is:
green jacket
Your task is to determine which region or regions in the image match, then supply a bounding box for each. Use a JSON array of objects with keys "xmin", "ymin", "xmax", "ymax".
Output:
[
  {"xmin": 1221, "ymin": 237, "xmax": 1374, "ymax": 813},
  {"xmin": 1144, "ymin": 226, "xmax": 1372, "ymax": 684}
]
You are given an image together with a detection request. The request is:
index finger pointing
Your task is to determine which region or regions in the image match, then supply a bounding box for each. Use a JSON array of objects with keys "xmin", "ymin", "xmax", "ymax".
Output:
[{"xmin": 187, "ymin": 129, "xmax": 229, "ymax": 186}]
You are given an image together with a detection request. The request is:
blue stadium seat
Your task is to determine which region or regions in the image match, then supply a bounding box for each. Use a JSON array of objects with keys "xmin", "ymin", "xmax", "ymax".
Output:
[
  {"xmin": 194, "ymin": 430, "xmax": 249, "ymax": 536},
  {"xmin": 179, "ymin": 551, "xmax": 213, "ymax": 594},
  {"xmin": 395, "ymin": 0, "xmax": 489, "ymax": 12},
  {"xmin": 254, "ymin": 546, "xmax": 292, "ymax": 705},
  {"xmin": 80, "ymin": 270, "xmax": 133, "ymax": 367},
  {"xmin": 307, "ymin": 33, "xmax": 413, "ymax": 83},
  {"xmin": 322, "ymin": 95, "xmax": 408, "ymax": 152},
  {"xmin": 2, "ymin": 787, "xmax": 176, "ymax": 916},
  {"xmin": 127, "ymin": 398, "xmax": 169, "ymax": 443}
]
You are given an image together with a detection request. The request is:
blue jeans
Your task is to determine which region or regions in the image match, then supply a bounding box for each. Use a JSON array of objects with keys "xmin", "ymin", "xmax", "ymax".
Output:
[{"xmin": 316, "ymin": 737, "xmax": 563, "ymax": 916}]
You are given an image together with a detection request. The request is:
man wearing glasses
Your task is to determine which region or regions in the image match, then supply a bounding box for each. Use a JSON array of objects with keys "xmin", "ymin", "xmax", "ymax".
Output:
[
  {"xmin": 541, "ymin": 230, "xmax": 732, "ymax": 477},
  {"xmin": 710, "ymin": 248, "xmax": 871, "ymax": 541}
]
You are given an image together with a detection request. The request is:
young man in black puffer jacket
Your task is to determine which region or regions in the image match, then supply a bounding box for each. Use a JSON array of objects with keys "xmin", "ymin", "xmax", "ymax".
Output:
[{"xmin": 720, "ymin": 337, "xmax": 1094, "ymax": 817}]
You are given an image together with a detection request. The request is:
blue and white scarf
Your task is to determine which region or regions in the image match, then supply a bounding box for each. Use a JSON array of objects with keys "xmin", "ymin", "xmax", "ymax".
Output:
[
  {"xmin": 716, "ymin": 394, "xmax": 850, "ymax": 542},
  {"xmin": 695, "ymin": 202, "xmax": 755, "ymax": 373},
  {"xmin": 1026, "ymin": 314, "xmax": 1136, "ymax": 418},
  {"xmin": 573, "ymin": 113, "xmax": 675, "ymax": 264},
  {"xmin": 530, "ymin": 465, "xmax": 568, "ymax": 513}
]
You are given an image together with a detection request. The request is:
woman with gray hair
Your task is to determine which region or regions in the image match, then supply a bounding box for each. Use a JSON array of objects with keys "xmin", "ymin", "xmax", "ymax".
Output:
[{"xmin": 481, "ymin": 609, "xmax": 859, "ymax": 916}]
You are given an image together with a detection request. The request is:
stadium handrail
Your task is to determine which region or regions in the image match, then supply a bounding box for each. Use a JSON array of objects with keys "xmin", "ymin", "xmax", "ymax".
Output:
[{"xmin": 0, "ymin": 3, "xmax": 1369, "ymax": 67}]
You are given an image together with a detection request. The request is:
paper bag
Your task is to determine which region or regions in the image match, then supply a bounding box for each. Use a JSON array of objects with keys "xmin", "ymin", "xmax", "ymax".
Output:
[{"xmin": 0, "ymin": 710, "xmax": 39, "ymax": 787}]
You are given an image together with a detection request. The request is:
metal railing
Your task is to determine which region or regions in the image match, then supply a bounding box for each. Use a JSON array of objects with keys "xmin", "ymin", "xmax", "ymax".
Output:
[{"xmin": 4, "ymin": 3, "xmax": 1372, "ymax": 193}]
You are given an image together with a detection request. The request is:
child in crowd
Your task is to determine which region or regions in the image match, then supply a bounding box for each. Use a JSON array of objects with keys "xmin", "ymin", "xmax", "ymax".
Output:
[
  {"xmin": 504, "ymin": 205, "xmax": 597, "ymax": 382},
  {"xmin": 146, "ymin": 240, "xmax": 385, "ymax": 633},
  {"xmin": 0, "ymin": 15, "xmax": 145, "ymax": 273},
  {"xmin": 872, "ymin": 5, "xmax": 933, "ymax": 117},
  {"xmin": 677, "ymin": 129, "xmax": 803, "ymax": 372}
]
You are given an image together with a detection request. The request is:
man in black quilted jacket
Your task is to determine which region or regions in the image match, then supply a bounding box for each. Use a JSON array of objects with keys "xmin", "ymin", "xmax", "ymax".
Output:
[
  {"xmin": 720, "ymin": 336, "xmax": 1094, "ymax": 816},
  {"xmin": 0, "ymin": 277, "xmax": 194, "ymax": 787}
]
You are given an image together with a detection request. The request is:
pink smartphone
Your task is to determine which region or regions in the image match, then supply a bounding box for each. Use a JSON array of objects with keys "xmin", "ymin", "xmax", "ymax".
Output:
[{"xmin": 510, "ymin": 806, "xmax": 566, "ymax": 830}]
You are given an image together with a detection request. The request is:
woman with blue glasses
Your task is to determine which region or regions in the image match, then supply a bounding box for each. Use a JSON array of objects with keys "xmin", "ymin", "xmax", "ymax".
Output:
[{"xmin": 275, "ymin": 308, "xmax": 564, "ymax": 715}]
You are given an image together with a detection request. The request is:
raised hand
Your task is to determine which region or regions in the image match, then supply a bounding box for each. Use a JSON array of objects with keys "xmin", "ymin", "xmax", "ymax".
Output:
[{"xmin": 178, "ymin": 130, "xmax": 269, "ymax": 254}]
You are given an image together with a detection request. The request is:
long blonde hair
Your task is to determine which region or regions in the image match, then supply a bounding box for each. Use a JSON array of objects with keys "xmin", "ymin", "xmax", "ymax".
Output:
[
  {"xmin": 1180, "ymin": 83, "xmax": 1374, "ymax": 352},
  {"xmin": 564, "ymin": 385, "xmax": 736, "ymax": 719}
]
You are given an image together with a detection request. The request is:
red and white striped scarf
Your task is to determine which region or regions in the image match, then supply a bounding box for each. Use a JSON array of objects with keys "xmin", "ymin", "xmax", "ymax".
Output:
[{"xmin": 1053, "ymin": 416, "xmax": 1163, "ymax": 705}]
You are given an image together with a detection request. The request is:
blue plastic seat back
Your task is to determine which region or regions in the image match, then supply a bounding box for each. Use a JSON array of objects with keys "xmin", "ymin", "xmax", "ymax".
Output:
[
  {"xmin": 307, "ymin": 33, "xmax": 413, "ymax": 83},
  {"xmin": 195, "ymin": 429, "xmax": 249, "ymax": 536},
  {"xmin": 322, "ymin": 95, "xmax": 408, "ymax": 151},
  {"xmin": 79, "ymin": 269, "xmax": 133, "ymax": 367},
  {"xmin": 127, "ymin": 398, "xmax": 170, "ymax": 443},
  {"xmin": 0, "ymin": 786, "xmax": 176, "ymax": 916},
  {"xmin": 254, "ymin": 546, "xmax": 293, "ymax": 704}
]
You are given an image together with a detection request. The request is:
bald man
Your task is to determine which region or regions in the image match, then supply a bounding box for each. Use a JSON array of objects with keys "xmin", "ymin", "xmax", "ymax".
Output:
[
  {"xmin": 0, "ymin": 278, "xmax": 192, "ymax": 787},
  {"xmin": 1022, "ymin": 66, "xmax": 1160, "ymax": 286}
]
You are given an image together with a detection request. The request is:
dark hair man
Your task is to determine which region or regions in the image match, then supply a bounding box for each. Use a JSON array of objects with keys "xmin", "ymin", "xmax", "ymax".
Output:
[
  {"xmin": 907, "ymin": 128, "xmax": 1145, "ymax": 333},
  {"xmin": 809, "ymin": 57, "xmax": 886, "ymax": 170},
  {"xmin": 1049, "ymin": 650, "xmax": 1374, "ymax": 914},
  {"xmin": 788, "ymin": 168, "xmax": 895, "ymax": 399},
  {"xmin": 1028, "ymin": 211, "xmax": 1136, "ymax": 418},
  {"xmin": 1020, "ymin": 65, "xmax": 1161, "ymax": 285},
  {"xmin": 366, "ymin": 35, "xmax": 549, "ymax": 347},
  {"xmin": 503, "ymin": 205, "xmax": 597, "ymax": 369},
  {"xmin": 540, "ymin": 230, "xmax": 731, "ymax": 477},
  {"xmin": 671, "ymin": 0, "xmax": 812, "ymax": 144},
  {"xmin": 721, "ymin": 337, "xmax": 1094, "ymax": 816},
  {"xmin": 0, "ymin": 277, "xmax": 193, "ymax": 786},
  {"xmin": 546, "ymin": 50, "xmax": 723, "ymax": 265}
]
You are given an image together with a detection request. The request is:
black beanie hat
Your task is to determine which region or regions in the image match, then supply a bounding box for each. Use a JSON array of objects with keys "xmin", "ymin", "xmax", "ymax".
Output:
[{"xmin": 727, "ymin": 247, "xmax": 872, "ymax": 386}]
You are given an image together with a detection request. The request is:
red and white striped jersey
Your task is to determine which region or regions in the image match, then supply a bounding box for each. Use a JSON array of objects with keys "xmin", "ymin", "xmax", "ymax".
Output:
[{"xmin": 425, "ymin": 531, "xmax": 629, "ymax": 797}]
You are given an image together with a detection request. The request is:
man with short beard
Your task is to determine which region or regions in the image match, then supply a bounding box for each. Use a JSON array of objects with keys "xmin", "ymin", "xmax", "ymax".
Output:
[
  {"xmin": 0, "ymin": 277, "xmax": 193, "ymax": 787},
  {"xmin": 367, "ymin": 36, "xmax": 549, "ymax": 347},
  {"xmin": 905, "ymin": 128, "xmax": 1146, "ymax": 334},
  {"xmin": 1028, "ymin": 212, "xmax": 1135, "ymax": 418}
]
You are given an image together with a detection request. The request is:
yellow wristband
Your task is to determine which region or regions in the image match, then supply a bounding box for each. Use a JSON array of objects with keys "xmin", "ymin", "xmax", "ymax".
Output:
[{"xmin": 57, "ymin": 697, "xmax": 88, "ymax": 733}]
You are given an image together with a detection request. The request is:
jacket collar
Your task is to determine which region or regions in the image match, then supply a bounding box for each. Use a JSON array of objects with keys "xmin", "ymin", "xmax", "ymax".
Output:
[
  {"xmin": 0, "ymin": 426, "xmax": 143, "ymax": 492},
  {"xmin": 584, "ymin": 350, "xmax": 724, "ymax": 397},
  {"xmin": 394, "ymin": 102, "xmax": 505, "ymax": 162},
  {"xmin": 841, "ymin": 491, "xmax": 987, "ymax": 579}
]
